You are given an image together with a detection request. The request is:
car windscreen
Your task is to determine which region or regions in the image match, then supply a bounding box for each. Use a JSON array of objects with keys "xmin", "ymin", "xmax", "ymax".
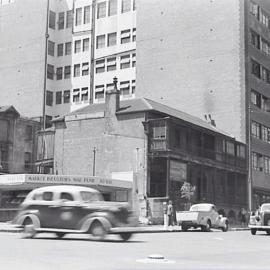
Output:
[
  {"xmin": 80, "ymin": 191, "xmax": 103, "ymax": 202},
  {"xmin": 261, "ymin": 204, "xmax": 270, "ymax": 211},
  {"xmin": 190, "ymin": 205, "xmax": 212, "ymax": 212}
]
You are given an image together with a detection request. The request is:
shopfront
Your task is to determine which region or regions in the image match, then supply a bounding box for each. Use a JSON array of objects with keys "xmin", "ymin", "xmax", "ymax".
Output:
[{"xmin": 0, "ymin": 174, "xmax": 133, "ymax": 221}]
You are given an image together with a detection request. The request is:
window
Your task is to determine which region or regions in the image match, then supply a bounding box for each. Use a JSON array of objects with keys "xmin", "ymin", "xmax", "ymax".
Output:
[
  {"xmin": 60, "ymin": 192, "xmax": 74, "ymax": 201},
  {"xmin": 133, "ymin": 0, "xmax": 136, "ymax": 10},
  {"xmin": 262, "ymin": 96, "xmax": 270, "ymax": 112},
  {"xmin": 252, "ymin": 152, "xmax": 262, "ymax": 171},
  {"xmin": 121, "ymin": 29, "xmax": 131, "ymax": 44},
  {"xmin": 236, "ymin": 145, "xmax": 246, "ymax": 158},
  {"xmin": 48, "ymin": 41, "xmax": 55, "ymax": 56},
  {"xmin": 132, "ymin": 28, "xmax": 136, "ymax": 42},
  {"xmin": 261, "ymin": 38, "xmax": 270, "ymax": 55},
  {"xmin": 46, "ymin": 90, "xmax": 53, "ymax": 106},
  {"xmin": 56, "ymin": 67, "xmax": 63, "ymax": 80},
  {"xmin": 49, "ymin": 11, "xmax": 56, "ymax": 29},
  {"xmin": 107, "ymin": 57, "xmax": 116, "ymax": 71},
  {"xmin": 152, "ymin": 121, "xmax": 166, "ymax": 139},
  {"xmin": 251, "ymin": 90, "xmax": 261, "ymax": 108},
  {"xmin": 96, "ymin": 35, "xmax": 105, "ymax": 49},
  {"xmin": 65, "ymin": 42, "xmax": 72, "ymax": 55},
  {"xmin": 57, "ymin": 43, "xmax": 64, "ymax": 56},
  {"xmin": 47, "ymin": 64, "xmax": 54, "ymax": 80},
  {"xmin": 97, "ymin": 2, "xmax": 106, "ymax": 18},
  {"xmin": 260, "ymin": 9, "xmax": 269, "ymax": 28},
  {"xmin": 63, "ymin": 90, "xmax": 70, "ymax": 103},
  {"xmin": 95, "ymin": 59, "xmax": 105, "ymax": 73},
  {"xmin": 74, "ymin": 64, "xmax": 80, "ymax": 77},
  {"xmin": 262, "ymin": 125, "xmax": 270, "ymax": 143},
  {"xmin": 75, "ymin": 7, "xmax": 82, "ymax": 26},
  {"xmin": 226, "ymin": 141, "xmax": 235, "ymax": 155},
  {"xmin": 25, "ymin": 126, "xmax": 33, "ymax": 140},
  {"xmin": 106, "ymin": 83, "xmax": 115, "ymax": 91},
  {"xmin": 121, "ymin": 0, "xmax": 131, "ymax": 13},
  {"xmin": 251, "ymin": 121, "xmax": 261, "ymax": 139},
  {"xmin": 64, "ymin": 66, "xmax": 71, "ymax": 79},
  {"xmin": 109, "ymin": 0, "xmax": 117, "ymax": 16},
  {"xmin": 58, "ymin": 12, "xmax": 65, "ymax": 30},
  {"xmin": 250, "ymin": 2, "xmax": 259, "ymax": 19},
  {"xmin": 81, "ymin": 87, "xmax": 89, "ymax": 101},
  {"xmin": 73, "ymin": 89, "xmax": 80, "ymax": 102},
  {"xmin": 250, "ymin": 30, "xmax": 260, "ymax": 49},
  {"xmin": 84, "ymin": 5, "xmax": 90, "ymax": 24},
  {"xmin": 66, "ymin": 10, "xmax": 73, "ymax": 28},
  {"xmin": 95, "ymin": 85, "xmax": 105, "ymax": 100},
  {"xmin": 132, "ymin": 53, "xmax": 136, "ymax": 67},
  {"xmin": 107, "ymin": 32, "xmax": 117, "ymax": 46},
  {"xmin": 262, "ymin": 67, "xmax": 270, "ymax": 83},
  {"xmin": 83, "ymin": 38, "xmax": 89, "ymax": 51},
  {"xmin": 56, "ymin": 91, "xmax": 62, "ymax": 104},
  {"xmin": 131, "ymin": 80, "xmax": 136, "ymax": 94},
  {"xmin": 82, "ymin": 62, "xmax": 89, "ymax": 76},
  {"xmin": 74, "ymin": 40, "xmax": 81, "ymax": 53},
  {"xmin": 264, "ymin": 156, "xmax": 270, "ymax": 173},
  {"xmin": 42, "ymin": 192, "xmax": 53, "ymax": 201},
  {"xmin": 251, "ymin": 59, "xmax": 261, "ymax": 78},
  {"xmin": 120, "ymin": 81, "xmax": 130, "ymax": 96},
  {"xmin": 120, "ymin": 54, "xmax": 130, "ymax": 69}
]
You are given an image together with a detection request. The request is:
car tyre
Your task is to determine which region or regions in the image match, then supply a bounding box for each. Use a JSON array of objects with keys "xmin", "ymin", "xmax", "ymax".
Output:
[
  {"xmin": 266, "ymin": 230, "xmax": 270, "ymax": 235},
  {"xmin": 251, "ymin": 228, "xmax": 257, "ymax": 235},
  {"xmin": 119, "ymin": 232, "xmax": 133, "ymax": 241},
  {"xmin": 55, "ymin": 232, "xmax": 66, "ymax": 238},
  {"xmin": 22, "ymin": 217, "xmax": 37, "ymax": 239},
  {"xmin": 90, "ymin": 220, "xmax": 106, "ymax": 240},
  {"xmin": 202, "ymin": 220, "xmax": 211, "ymax": 232},
  {"xmin": 222, "ymin": 221, "xmax": 229, "ymax": 232},
  {"xmin": 181, "ymin": 224, "xmax": 188, "ymax": 232}
]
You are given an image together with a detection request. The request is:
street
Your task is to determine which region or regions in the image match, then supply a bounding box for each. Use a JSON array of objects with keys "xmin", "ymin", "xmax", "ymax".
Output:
[{"xmin": 0, "ymin": 230, "xmax": 270, "ymax": 270}]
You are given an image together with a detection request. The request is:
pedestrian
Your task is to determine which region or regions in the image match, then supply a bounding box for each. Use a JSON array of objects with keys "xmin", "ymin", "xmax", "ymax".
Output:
[
  {"xmin": 240, "ymin": 207, "xmax": 247, "ymax": 226},
  {"xmin": 167, "ymin": 200, "xmax": 174, "ymax": 230}
]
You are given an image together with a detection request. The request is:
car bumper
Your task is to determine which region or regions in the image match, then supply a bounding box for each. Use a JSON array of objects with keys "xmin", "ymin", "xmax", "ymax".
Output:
[{"xmin": 249, "ymin": 225, "xmax": 270, "ymax": 230}]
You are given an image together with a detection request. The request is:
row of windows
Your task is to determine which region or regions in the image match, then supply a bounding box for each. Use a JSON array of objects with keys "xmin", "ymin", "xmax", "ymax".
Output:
[
  {"xmin": 251, "ymin": 59, "xmax": 270, "ymax": 84},
  {"xmin": 96, "ymin": 28, "xmax": 136, "ymax": 49},
  {"xmin": 95, "ymin": 79, "xmax": 135, "ymax": 99},
  {"xmin": 97, "ymin": 0, "xmax": 136, "ymax": 19},
  {"xmin": 251, "ymin": 121, "xmax": 270, "ymax": 143},
  {"xmin": 48, "ymin": 38, "xmax": 89, "ymax": 57},
  {"xmin": 96, "ymin": 53, "xmax": 135, "ymax": 73},
  {"xmin": 46, "ymin": 90, "xmax": 71, "ymax": 106},
  {"xmin": 251, "ymin": 89, "xmax": 270, "ymax": 112},
  {"xmin": 252, "ymin": 152, "xmax": 270, "ymax": 174},
  {"xmin": 250, "ymin": 29, "xmax": 270, "ymax": 57},
  {"xmin": 250, "ymin": 2, "xmax": 270, "ymax": 29}
]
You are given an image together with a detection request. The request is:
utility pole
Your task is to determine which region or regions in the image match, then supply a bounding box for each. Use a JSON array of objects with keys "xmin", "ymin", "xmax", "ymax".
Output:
[{"xmin": 93, "ymin": 147, "xmax": 96, "ymax": 176}]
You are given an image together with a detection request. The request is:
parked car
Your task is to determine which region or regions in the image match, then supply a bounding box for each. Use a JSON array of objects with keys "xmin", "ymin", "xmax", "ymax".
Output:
[
  {"xmin": 13, "ymin": 185, "xmax": 138, "ymax": 241},
  {"xmin": 176, "ymin": 203, "xmax": 228, "ymax": 232},
  {"xmin": 249, "ymin": 203, "xmax": 270, "ymax": 235}
]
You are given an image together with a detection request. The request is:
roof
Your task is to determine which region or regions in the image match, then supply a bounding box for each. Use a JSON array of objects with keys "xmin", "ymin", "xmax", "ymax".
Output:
[
  {"xmin": 0, "ymin": 105, "xmax": 20, "ymax": 117},
  {"xmin": 56, "ymin": 98, "xmax": 233, "ymax": 138},
  {"xmin": 28, "ymin": 185, "xmax": 100, "ymax": 194}
]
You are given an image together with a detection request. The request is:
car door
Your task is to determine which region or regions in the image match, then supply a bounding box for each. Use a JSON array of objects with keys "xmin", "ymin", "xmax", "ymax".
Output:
[{"xmin": 209, "ymin": 206, "xmax": 220, "ymax": 227}]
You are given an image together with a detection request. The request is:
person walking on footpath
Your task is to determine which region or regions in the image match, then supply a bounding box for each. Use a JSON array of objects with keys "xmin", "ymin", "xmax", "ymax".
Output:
[{"xmin": 167, "ymin": 200, "xmax": 174, "ymax": 230}]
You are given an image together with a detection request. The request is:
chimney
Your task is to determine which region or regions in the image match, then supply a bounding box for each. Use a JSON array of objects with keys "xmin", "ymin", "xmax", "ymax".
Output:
[{"xmin": 105, "ymin": 77, "xmax": 120, "ymax": 117}]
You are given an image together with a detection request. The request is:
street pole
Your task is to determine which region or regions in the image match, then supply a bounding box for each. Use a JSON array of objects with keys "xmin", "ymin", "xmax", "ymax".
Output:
[
  {"xmin": 93, "ymin": 147, "xmax": 96, "ymax": 176},
  {"xmin": 248, "ymin": 105, "xmax": 253, "ymax": 212}
]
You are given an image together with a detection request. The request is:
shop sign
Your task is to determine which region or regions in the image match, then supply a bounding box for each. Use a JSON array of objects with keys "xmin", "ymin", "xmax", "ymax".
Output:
[{"xmin": 170, "ymin": 160, "xmax": 187, "ymax": 182}]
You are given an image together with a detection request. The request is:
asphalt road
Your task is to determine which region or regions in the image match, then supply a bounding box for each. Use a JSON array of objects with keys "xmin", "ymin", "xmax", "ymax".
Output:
[{"xmin": 0, "ymin": 230, "xmax": 269, "ymax": 270}]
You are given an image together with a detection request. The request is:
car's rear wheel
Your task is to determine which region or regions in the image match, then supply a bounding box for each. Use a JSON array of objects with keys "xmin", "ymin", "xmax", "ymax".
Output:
[
  {"xmin": 90, "ymin": 220, "xmax": 106, "ymax": 240},
  {"xmin": 222, "ymin": 221, "xmax": 229, "ymax": 232},
  {"xmin": 22, "ymin": 218, "xmax": 37, "ymax": 239},
  {"xmin": 119, "ymin": 232, "xmax": 133, "ymax": 241},
  {"xmin": 202, "ymin": 220, "xmax": 211, "ymax": 232},
  {"xmin": 251, "ymin": 228, "xmax": 257, "ymax": 235},
  {"xmin": 266, "ymin": 230, "xmax": 270, "ymax": 235},
  {"xmin": 181, "ymin": 224, "xmax": 189, "ymax": 232},
  {"xmin": 55, "ymin": 232, "xmax": 66, "ymax": 238}
]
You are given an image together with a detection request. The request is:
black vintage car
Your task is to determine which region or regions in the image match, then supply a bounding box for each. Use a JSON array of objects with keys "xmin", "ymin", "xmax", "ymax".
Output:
[{"xmin": 13, "ymin": 185, "xmax": 138, "ymax": 241}]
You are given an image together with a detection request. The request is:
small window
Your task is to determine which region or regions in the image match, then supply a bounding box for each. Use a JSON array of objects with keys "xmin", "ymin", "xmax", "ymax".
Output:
[
  {"xmin": 131, "ymin": 79, "xmax": 136, "ymax": 94},
  {"xmin": 66, "ymin": 10, "xmax": 73, "ymax": 28},
  {"xmin": 95, "ymin": 85, "xmax": 105, "ymax": 100},
  {"xmin": 120, "ymin": 54, "xmax": 130, "ymax": 69},
  {"xmin": 42, "ymin": 192, "xmax": 53, "ymax": 201},
  {"xmin": 24, "ymin": 152, "xmax": 31, "ymax": 169},
  {"xmin": 96, "ymin": 35, "xmax": 105, "ymax": 49},
  {"xmin": 121, "ymin": 0, "xmax": 131, "ymax": 13},
  {"xmin": 56, "ymin": 91, "xmax": 62, "ymax": 105},
  {"xmin": 74, "ymin": 64, "xmax": 80, "ymax": 77},
  {"xmin": 120, "ymin": 81, "xmax": 130, "ymax": 96},
  {"xmin": 74, "ymin": 40, "xmax": 81, "ymax": 53},
  {"xmin": 63, "ymin": 90, "xmax": 70, "ymax": 103},
  {"xmin": 46, "ymin": 90, "xmax": 53, "ymax": 106},
  {"xmin": 73, "ymin": 89, "xmax": 80, "ymax": 102},
  {"xmin": 251, "ymin": 59, "xmax": 261, "ymax": 78},
  {"xmin": 65, "ymin": 42, "xmax": 72, "ymax": 55},
  {"xmin": 82, "ymin": 62, "xmax": 89, "ymax": 76},
  {"xmin": 57, "ymin": 43, "xmax": 64, "ymax": 57},
  {"xmin": 49, "ymin": 11, "xmax": 56, "ymax": 29},
  {"xmin": 75, "ymin": 7, "xmax": 82, "ymax": 26},
  {"xmin": 132, "ymin": 53, "xmax": 136, "ymax": 67},
  {"xmin": 107, "ymin": 57, "xmax": 116, "ymax": 71},
  {"xmin": 47, "ymin": 64, "xmax": 54, "ymax": 80},
  {"xmin": 64, "ymin": 66, "xmax": 71, "ymax": 79},
  {"xmin": 81, "ymin": 87, "xmax": 89, "ymax": 101},
  {"xmin": 58, "ymin": 12, "xmax": 65, "ymax": 30},
  {"xmin": 83, "ymin": 38, "xmax": 89, "ymax": 51},
  {"xmin": 84, "ymin": 5, "xmax": 91, "ymax": 24},
  {"xmin": 106, "ymin": 83, "xmax": 114, "ymax": 91},
  {"xmin": 107, "ymin": 32, "xmax": 117, "ymax": 47},
  {"xmin": 108, "ymin": 0, "xmax": 117, "ymax": 16},
  {"xmin": 60, "ymin": 192, "xmax": 74, "ymax": 201},
  {"xmin": 25, "ymin": 125, "xmax": 33, "ymax": 140},
  {"xmin": 97, "ymin": 2, "xmax": 106, "ymax": 18},
  {"xmin": 48, "ymin": 41, "xmax": 55, "ymax": 56},
  {"xmin": 132, "ymin": 28, "xmax": 136, "ymax": 42},
  {"xmin": 56, "ymin": 67, "xmax": 63, "ymax": 80},
  {"xmin": 95, "ymin": 59, "xmax": 105, "ymax": 73},
  {"xmin": 121, "ymin": 29, "xmax": 131, "ymax": 44}
]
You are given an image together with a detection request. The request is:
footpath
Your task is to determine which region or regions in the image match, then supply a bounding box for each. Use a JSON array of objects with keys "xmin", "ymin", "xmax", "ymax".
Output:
[{"xmin": 0, "ymin": 222, "xmax": 249, "ymax": 233}]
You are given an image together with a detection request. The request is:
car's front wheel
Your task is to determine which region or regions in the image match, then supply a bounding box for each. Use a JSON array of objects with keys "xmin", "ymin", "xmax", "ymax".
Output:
[
  {"xmin": 119, "ymin": 232, "xmax": 133, "ymax": 241},
  {"xmin": 202, "ymin": 220, "xmax": 211, "ymax": 232},
  {"xmin": 22, "ymin": 218, "xmax": 37, "ymax": 239},
  {"xmin": 251, "ymin": 228, "xmax": 257, "ymax": 235},
  {"xmin": 90, "ymin": 220, "xmax": 107, "ymax": 240},
  {"xmin": 266, "ymin": 230, "xmax": 270, "ymax": 235},
  {"xmin": 181, "ymin": 224, "xmax": 189, "ymax": 232},
  {"xmin": 222, "ymin": 221, "xmax": 229, "ymax": 232}
]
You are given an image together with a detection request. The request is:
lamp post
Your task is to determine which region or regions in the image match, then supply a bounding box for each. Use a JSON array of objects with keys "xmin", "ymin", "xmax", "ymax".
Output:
[{"xmin": 93, "ymin": 147, "xmax": 96, "ymax": 176}]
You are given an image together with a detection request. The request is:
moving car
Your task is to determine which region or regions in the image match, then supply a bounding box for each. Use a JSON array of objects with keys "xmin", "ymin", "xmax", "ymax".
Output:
[
  {"xmin": 249, "ymin": 203, "xmax": 270, "ymax": 235},
  {"xmin": 13, "ymin": 185, "xmax": 138, "ymax": 241},
  {"xmin": 176, "ymin": 203, "xmax": 229, "ymax": 232}
]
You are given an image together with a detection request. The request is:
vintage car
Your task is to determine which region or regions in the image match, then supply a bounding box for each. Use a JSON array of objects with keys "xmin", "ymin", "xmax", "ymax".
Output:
[
  {"xmin": 176, "ymin": 203, "xmax": 229, "ymax": 232},
  {"xmin": 249, "ymin": 203, "xmax": 270, "ymax": 235},
  {"xmin": 13, "ymin": 185, "xmax": 138, "ymax": 241}
]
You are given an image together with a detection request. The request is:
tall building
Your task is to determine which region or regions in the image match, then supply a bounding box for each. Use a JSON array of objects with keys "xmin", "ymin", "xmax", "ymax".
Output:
[
  {"xmin": 0, "ymin": 0, "xmax": 136, "ymax": 125},
  {"xmin": 136, "ymin": 0, "xmax": 270, "ymax": 209}
]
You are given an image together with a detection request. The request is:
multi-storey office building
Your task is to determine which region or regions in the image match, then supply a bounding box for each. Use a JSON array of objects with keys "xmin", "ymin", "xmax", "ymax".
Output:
[
  {"xmin": 0, "ymin": 0, "xmax": 136, "ymax": 126},
  {"xmin": 135, "ymin": 0, "xmax": 270, "ymax": 209}
]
